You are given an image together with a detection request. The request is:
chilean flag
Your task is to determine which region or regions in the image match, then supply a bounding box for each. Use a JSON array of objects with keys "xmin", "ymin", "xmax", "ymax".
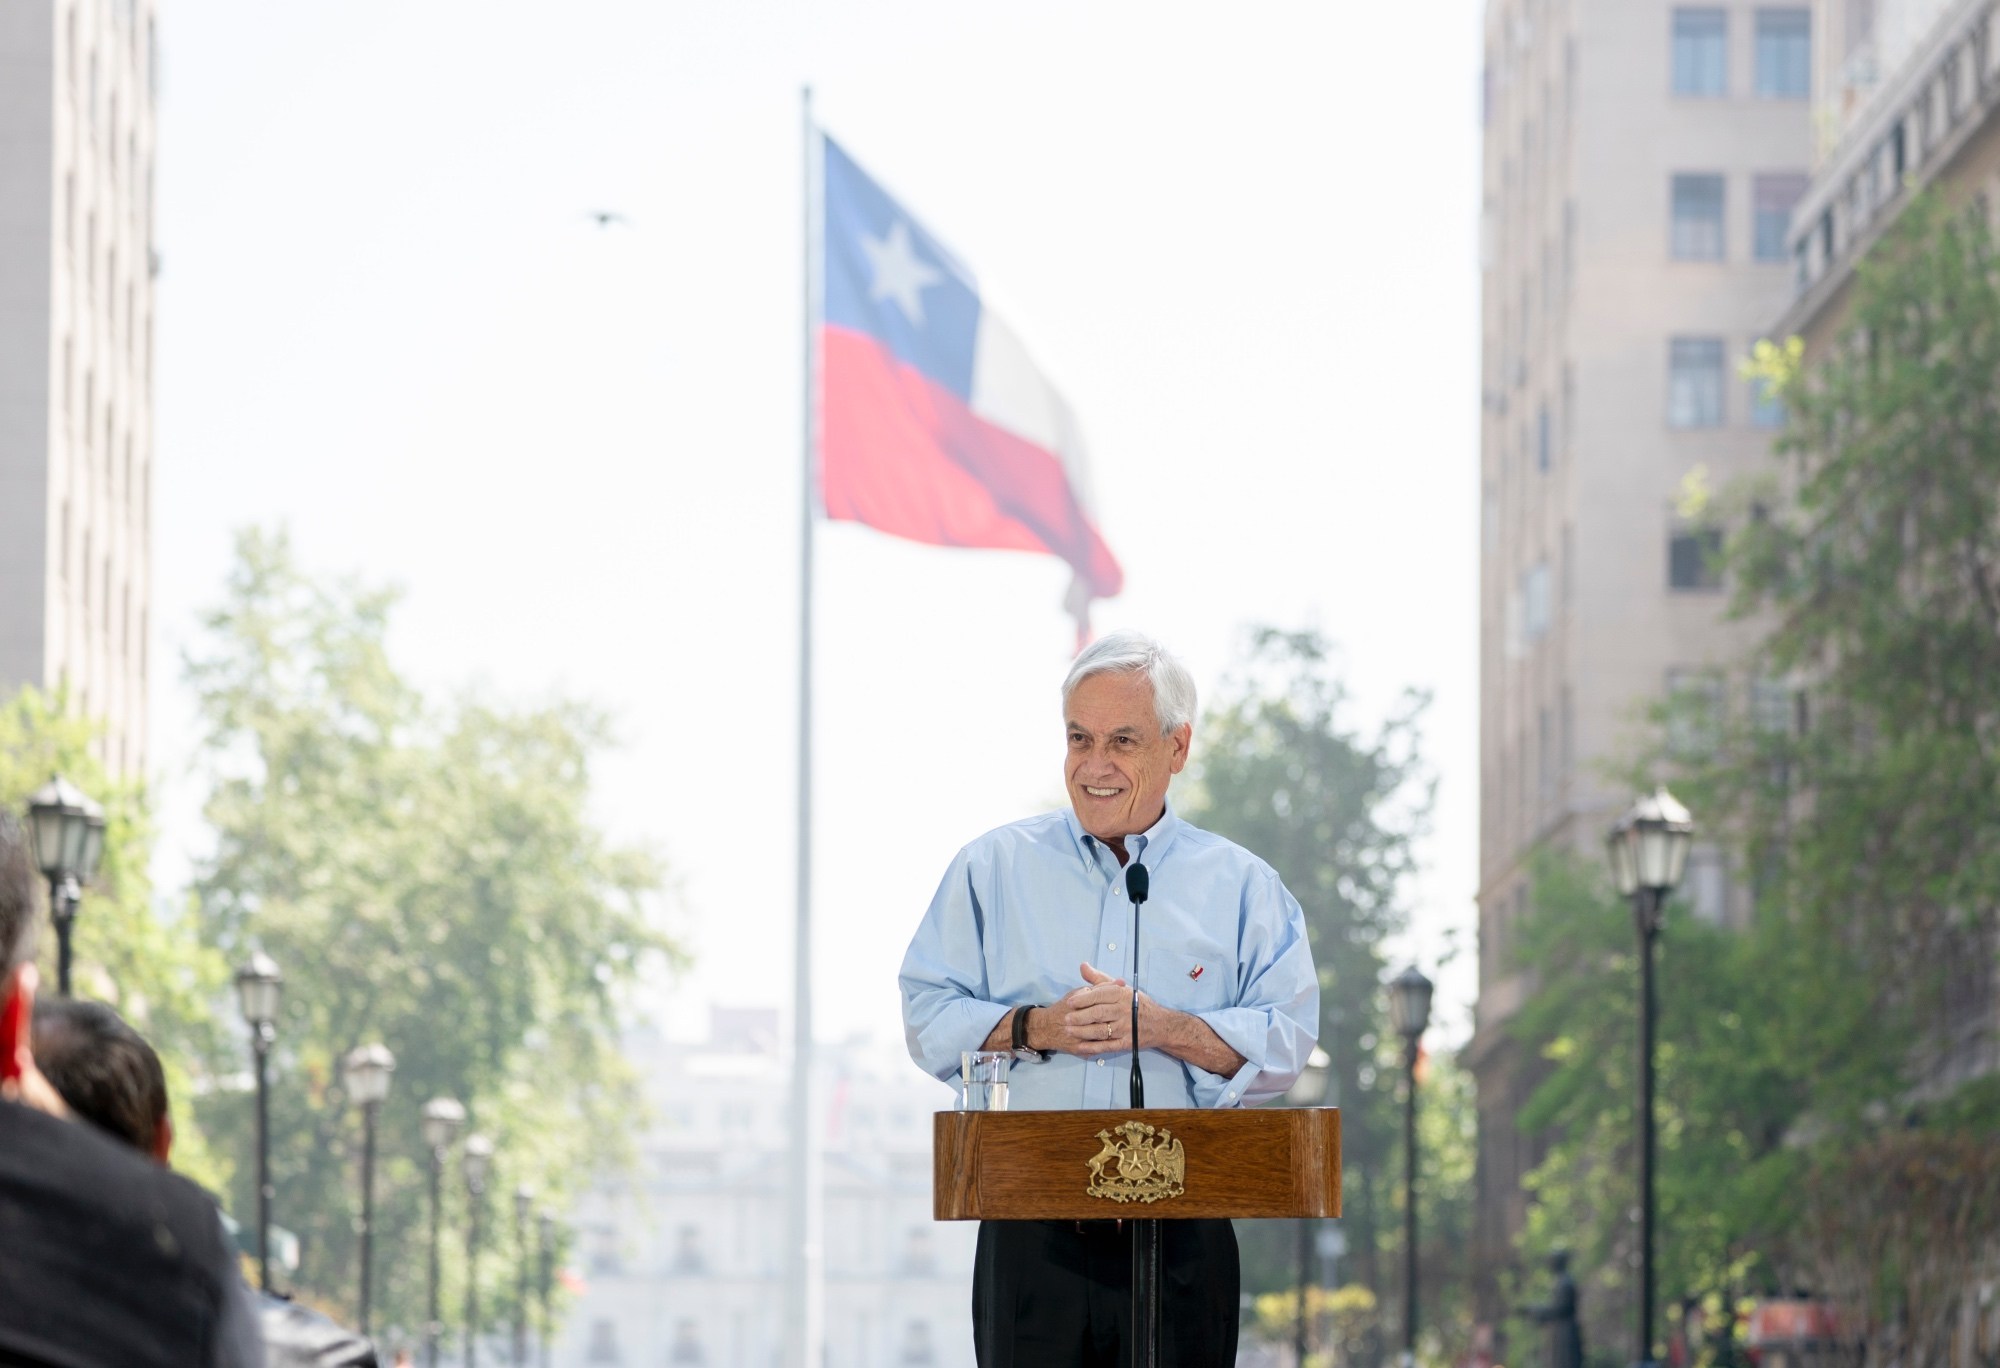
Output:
[{"xmin": 817, "ymin": 135, "xmax": 1123, "ymax": 635}]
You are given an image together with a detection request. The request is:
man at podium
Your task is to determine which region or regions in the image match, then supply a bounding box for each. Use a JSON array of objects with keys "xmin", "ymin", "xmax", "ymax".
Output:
[{"xmin": 900, "ymin": 630, "xmax": 1320, "ymax": 1366}]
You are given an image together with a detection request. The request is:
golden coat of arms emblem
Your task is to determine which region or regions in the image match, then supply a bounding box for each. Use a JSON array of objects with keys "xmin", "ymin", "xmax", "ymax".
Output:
[{"xmin": 1084, "ymin": 1119, "xmax": 1187, "ymax": 1204}]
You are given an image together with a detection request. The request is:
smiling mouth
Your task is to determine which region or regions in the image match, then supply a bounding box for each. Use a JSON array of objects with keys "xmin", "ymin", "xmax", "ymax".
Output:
[{"xmin": 1082, "ymin": 786, "xmax": 1123, "ymax": 799}]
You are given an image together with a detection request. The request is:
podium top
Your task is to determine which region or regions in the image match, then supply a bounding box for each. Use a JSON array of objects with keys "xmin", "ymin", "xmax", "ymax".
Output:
[{"xmin": 933, "ymin": 1107, "xmax": 1340, "ymax": 1222}]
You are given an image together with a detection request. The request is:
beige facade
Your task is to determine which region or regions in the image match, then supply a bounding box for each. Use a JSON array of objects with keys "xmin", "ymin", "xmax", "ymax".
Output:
[
  {"xmin": 1782, "ymin": 0, "xmax": 2000, "ymax": 351},
  {"xmin": 0, "ymin": 0, "xmax": 156, "ymax": 779},
  {"xmin": 1470, "ymin": 0, "xmax": 1810, "ymax": 1316}
]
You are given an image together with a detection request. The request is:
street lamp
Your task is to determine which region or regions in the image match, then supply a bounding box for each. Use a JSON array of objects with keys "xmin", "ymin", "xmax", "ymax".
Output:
[
  {"xmin": 1389, "ymin": 964, "xmax": 1434, "ymax": 1368},
  {"xmin": 421, "ymin": 1097, "xmax": 466, "ymax": 1368},
  {"xmin": 27, "ymin": 775, "xmax": 104, "ymax": 995},
  {"xmin": 464, "ymin": 1133, "xmax": 495, "ymax": 1368},
  {"xmin": 235, "ymin": 951, "xmax": 283, "ymax": 1291},
  {"xmin": 513, "ymin": 1185, "xmax": 535, "ymax": 1367},
  {"xmin": 342, "ymin": 1043, "xmax": 395, "ymax": 1335},
  {"xmin": 536, "ymin": 1209, "xmax": 556, "ymax": 1368},
  {"xmin": 1606, "ymin": 786, "xmax": 1694, "ymax": 1368},
  {"xmin": 1287, "ymin": 1046, "xmax": 1333, "ymax": 1367}
]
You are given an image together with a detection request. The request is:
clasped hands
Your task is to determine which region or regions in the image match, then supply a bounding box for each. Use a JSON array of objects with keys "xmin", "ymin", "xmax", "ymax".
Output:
[{"xmin": 1027, "ymin": 961, "xmax": 1166, "ymax": 1059}]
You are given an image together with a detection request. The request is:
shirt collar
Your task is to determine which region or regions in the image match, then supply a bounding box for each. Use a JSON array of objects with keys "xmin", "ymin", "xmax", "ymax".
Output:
[{"xmin": 1062, "ymin": 800, "xmax": 1183, "ymax": 873}]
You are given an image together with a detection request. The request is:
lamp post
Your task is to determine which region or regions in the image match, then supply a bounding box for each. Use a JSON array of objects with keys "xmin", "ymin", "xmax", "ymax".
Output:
[
  {"xmin": 27, "ymin": 775, "xmax": 105, "ymax": 995},
  {"xmin": 512, "ymin": 1185, "xmax": 534, "ymax": 1366},
  {"xmin": 1606, "ymin": 787, "xmax": 1694, "ymax": 1368},
  {"xmin": 536, "ymin": 1209, "xmax": 556, "ymax": 1368},
  {"xmin": 1287, "ymin": 1046, "xmax": 1333, "ymax": 1367},
  {"xmin": 421, "ymin": 1097, "xmax": 466, "ymax": 1368},
  {"xmin": 1388, "ymin": 965, "xmax": 1434, "ymax": 1368},
  {"xmin": 464, "ymin": 1133, "xmax": 494, "ymax": 1368},
  {"xmin": 342, "ymin": 1043, "xmax": 395, "ymax": 1335},
  {"xmin": 235, "ymin": 952, "xmax": 283, "ymax": 1291}
]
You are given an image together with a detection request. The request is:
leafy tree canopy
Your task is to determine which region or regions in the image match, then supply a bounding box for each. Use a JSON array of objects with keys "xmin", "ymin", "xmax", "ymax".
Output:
[{"xmin": 185, "ymin": 528, "xmax": 682, "ymax": 1338}]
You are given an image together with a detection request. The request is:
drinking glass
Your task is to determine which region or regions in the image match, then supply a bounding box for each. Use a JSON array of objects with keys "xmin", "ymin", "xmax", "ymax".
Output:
[{"xmin": 960, "ymin": 1050, "xmax": 1011, "ymax": 1111}]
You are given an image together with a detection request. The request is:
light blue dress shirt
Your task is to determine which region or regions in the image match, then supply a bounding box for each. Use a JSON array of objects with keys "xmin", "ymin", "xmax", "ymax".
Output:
[{"xmin": 899, "ymin": 802, "xmax": 1319, "ymax": 1110}]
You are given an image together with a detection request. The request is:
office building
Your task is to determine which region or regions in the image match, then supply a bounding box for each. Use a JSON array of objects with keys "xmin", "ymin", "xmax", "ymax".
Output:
[
  {"xmin": 0, "ymin": 0, "xmax": 157, "ymax": 778},
  {"xmin": 1470, "ymin": 0, "xmax": 1811, "ymax": 1318}
]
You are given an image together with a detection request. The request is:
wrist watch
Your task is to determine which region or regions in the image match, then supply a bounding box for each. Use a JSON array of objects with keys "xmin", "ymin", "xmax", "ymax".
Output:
[{"xmin": 1011, "ymin": 1005, "xmax": 1053, "ymax": 1063}]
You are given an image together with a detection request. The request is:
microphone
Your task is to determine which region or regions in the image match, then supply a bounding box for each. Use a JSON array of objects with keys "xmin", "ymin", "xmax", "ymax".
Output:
[{"xmin": 1125, "ymin": 862, "xmax": 1148, "ymax": 1108}]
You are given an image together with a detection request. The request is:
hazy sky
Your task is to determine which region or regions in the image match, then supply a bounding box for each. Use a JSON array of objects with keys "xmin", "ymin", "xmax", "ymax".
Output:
[{"xmin": 151, "ymin": 1, "xmax": 1487, "ymax": 1054}]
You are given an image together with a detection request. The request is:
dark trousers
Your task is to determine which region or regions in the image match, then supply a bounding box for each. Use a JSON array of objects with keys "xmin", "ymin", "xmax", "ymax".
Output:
[{"xmin": 972, "ymin": 1219, "xmax": 1239, "ymax": 1368}]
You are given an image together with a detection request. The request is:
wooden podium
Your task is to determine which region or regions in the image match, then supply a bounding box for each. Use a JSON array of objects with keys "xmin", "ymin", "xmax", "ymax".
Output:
[{"xmin": 933, "ymin": 1106, "xmax": 1341, "ymax": 1221}]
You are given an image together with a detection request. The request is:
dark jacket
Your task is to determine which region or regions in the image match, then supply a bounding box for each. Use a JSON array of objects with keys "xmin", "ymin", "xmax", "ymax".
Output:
[{"xmin": 0, "ymin": 1098, "xmax": 262, "ymax": 1368}]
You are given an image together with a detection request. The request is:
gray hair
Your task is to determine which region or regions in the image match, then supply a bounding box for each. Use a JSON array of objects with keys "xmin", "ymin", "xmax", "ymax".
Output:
[{"xmin": 1060, "ymin": 630, "xmax": 1198, "ymax": 736}]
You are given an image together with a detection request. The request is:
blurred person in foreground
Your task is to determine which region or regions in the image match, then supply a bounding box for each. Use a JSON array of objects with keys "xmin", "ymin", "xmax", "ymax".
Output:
[
  {"xmin": 31, "ymin": 996, "xmax": 378, "ymax": 1368},
  {"xmin": 0, "ymin": 814, "xmax": 263, "ymax": 1367},
  {"xmin": 900, "ymin": 630, "xmax": 1320, "ymax": 1366}
]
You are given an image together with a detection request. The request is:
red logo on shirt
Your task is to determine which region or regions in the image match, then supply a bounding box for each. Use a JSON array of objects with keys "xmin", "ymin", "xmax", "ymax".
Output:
[{"xmin": 1189, "ymin": 965, "xmax": 1204, "ymax": 980}]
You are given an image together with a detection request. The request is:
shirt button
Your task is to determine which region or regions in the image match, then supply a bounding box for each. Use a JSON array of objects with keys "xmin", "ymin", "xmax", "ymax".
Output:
[
  {"xmin": 1108, "ymin": 942, "xmax": 1117, "ymax": 950},
  {"xmin": 1096, "ymin": 1059, "xmax": 1105, "ymax": 1068}
]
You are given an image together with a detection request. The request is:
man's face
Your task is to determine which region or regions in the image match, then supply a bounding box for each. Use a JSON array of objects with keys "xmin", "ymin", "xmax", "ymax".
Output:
[{"xmin": 1064, "ymin": 670, "xmax": 1190, "ymax": 844}]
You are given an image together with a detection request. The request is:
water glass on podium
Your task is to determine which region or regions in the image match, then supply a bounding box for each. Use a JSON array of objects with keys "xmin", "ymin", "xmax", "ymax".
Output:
[{"xmin": 960, "ymin": 1050, "xmax": 1011, "ymax": 1111}]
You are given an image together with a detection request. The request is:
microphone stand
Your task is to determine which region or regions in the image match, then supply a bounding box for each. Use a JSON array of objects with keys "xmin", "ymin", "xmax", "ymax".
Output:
[{"xmin": 1126, "ymin": 862, "xmax": 1159, "ymax": 1368}]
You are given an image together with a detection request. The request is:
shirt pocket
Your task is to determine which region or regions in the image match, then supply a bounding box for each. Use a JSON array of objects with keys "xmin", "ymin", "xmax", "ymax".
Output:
[{"xmin": 1144, "ymin": 946, "xmax": 1233, "ymax": 1014}]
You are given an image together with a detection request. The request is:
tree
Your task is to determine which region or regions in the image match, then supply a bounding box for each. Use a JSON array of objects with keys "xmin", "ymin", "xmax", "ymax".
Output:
[
  {"xmin": 1730, "ymin": 190, "xmax": 2000, "ymax": 1013},
  {"xmin": 1179, "ymin": 627, "xmax": 1436, "ymax": 1327},
  {"xmin": 0, "ymin": 686, "xmax": 234, "ymax": 1192},
  {"xmin": 184, "ymin": 528, "xmax": 681, "ymax": 1338}
]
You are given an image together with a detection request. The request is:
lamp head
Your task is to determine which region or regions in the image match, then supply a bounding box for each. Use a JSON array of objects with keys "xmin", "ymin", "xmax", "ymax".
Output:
[
  {"xmin": 235, "ymin": 951, "xmax": 283, "ymax": 1029},
  {"xmin": 421, "ymin": 1096, "xmax": 465, "ymax": 1151},
  {"xmin": 26, "ymin": 775, "xmax": 93, "ymax": 883},
  {"xmin": 1387, "ymin": 964, "xmax": 1435, "ymax": 1041},
  {"xmin": 1607, "ymin": 786, "xmax": 1695, "ymax": 897},
  {"xmin": 341, "ymin": 1042, "xmax": 396, "ymax": 1107},
  {"xmin": 463, "ymin": 1132, "xmax": 494, "ymax": 1189}
]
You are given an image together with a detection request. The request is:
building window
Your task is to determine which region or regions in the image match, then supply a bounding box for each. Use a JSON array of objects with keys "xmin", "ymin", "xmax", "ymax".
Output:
[
  {"xmin": 1756, "ymin": 9, "xmax": 1811, "ymax": 98},
  {"xmin": 1672, "ymin": 174, "xmax": 1727, "ymax": 260},
  {"xmin": 586, "ymin": 1318, "xmax": 622, "ymax": 1365},
  {"xmin": 1750, "ymin": 677, "xmax": 1794, "ymax": 734},
  {"xmin": 670, "ymin": 1319, "xmax": 706, "ymax": 1365},
  {"xmin": 1522, "ymin": 562, "xmax": 1552, "ymax": 640},
  {"xmin": 1687, "ymin": 846, "xmax": 1730, "ymax": 923},
  {"xmin": 1668, "ymin": 338, "xmax": 1727, "ymax": 428},
  {"xmin": 673, "ymin": 1224, "xmax": 705, "ymax": 1274},
  {"xmin": 1669, "ymin": 527, "xmax": 1725, "ymax": 590},
  {"xmin": 901, "ymin": 1322, "xmax": 937, "ymax": 1366},
  {"xmin": 903, "ymin": 1227, "xmax": 936, "ymax": 1276},
  {"xmin": 1749, "ymin": 371, "xmax": 1787, "ymax": 428},
  {"xmin": 1536, "ymin": 403, "xmax": 1552, "ymax": 471},
  {"xmin": 1673, "ymin": 9, "xmax": 1729, "ymax": 96},
  {"xmin": 1753, "ymin": 173, "xmax": 1809, "ymax": 261},
  {"xmin": 1665, "ymin": 669, "xmax": 1726, "ymax": 757}
]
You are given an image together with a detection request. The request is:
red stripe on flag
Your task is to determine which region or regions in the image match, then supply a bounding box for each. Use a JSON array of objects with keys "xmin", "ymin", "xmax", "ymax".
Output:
[{"xmin": 820, "ymin": 326, "xmax": 1122, "ymax": 598}]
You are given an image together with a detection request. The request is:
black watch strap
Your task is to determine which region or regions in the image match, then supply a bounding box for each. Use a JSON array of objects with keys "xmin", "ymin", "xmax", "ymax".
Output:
[{"xmin": 1011, "ymin": 1005, "xmax": 1051, "ymax": 1061}]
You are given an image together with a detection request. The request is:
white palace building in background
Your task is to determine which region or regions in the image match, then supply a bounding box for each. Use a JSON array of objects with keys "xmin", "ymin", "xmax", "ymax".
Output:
[{"xmin": 553, "ymin": 1009, "xmax": 976, "ymax": 1368}]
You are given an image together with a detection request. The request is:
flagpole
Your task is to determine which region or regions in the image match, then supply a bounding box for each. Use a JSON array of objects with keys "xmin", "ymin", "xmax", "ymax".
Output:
[{"xmin": 783, "ymin": 83, "xmax": 823, "ymax": 1368}]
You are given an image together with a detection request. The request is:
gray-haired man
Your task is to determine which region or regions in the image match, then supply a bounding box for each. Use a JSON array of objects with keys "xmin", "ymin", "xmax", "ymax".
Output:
[{"xmin": 900, "ymin": 630, "xmax": 1320, "ymax": 1365}]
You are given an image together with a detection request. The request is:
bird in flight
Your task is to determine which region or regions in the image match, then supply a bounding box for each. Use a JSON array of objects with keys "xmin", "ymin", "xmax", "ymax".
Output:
[{"xmin": 586, "ymin": 211, "xmax": 632, "ymax": 229}]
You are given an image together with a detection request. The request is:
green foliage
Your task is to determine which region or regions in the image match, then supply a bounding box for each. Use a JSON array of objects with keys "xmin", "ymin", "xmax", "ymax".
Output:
[
  {"xmin": 1728, "ymin": 192, "xmax": 2000, "ymax": 984},
  {"xmin": 1178, "ymin": 627, "xmax": 1436, "ymax": 1315},
  {"xmin": 1505, "ymin": 852, "xmax": 1898, "ymax": 1357},
  {"xmin": 185, "ymin": 528, "xmax": 680, "ymax": 1339},
  {"xmin": 0, "ymin": 686, "xmax": 234, "ymax": 1193}
]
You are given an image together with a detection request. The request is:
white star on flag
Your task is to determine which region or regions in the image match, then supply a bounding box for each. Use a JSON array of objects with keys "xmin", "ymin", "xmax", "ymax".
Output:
[{"xmin": 861, "ymin": 220, "xmax": 942, "ymax": 327}]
